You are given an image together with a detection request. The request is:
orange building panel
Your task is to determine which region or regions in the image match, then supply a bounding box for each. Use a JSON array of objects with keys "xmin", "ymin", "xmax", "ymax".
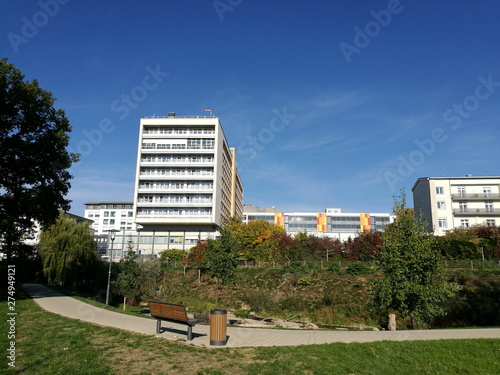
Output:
[
  {"xmin": 275, "ymin": 213, "xmax": 285, "ymax": 227},
  {"xmin": 317, "ymin": 213, "xmax": 327, "ymax": 232},
  {"xmin": 360, "ymin": 213, "xmax": 371, "ymax": 232}
]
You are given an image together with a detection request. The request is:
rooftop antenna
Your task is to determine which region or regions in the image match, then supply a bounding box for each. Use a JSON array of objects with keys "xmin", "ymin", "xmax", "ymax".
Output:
[{"xmin": 204, "ymin": 109, "xmax": 213, "ymax": 117}]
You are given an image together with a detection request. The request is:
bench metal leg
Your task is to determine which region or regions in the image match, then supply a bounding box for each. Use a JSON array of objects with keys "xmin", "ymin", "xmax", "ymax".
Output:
[
  {"xmin": 156, "ymin": 319, "xmax": 161, "ymax": 334},
  {"xmin": 187, "ymin": 326, "xmax": 193, "ymax": 340}
]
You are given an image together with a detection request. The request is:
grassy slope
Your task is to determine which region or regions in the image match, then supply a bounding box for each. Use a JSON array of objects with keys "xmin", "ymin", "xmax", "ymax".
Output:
[{"xmin": 1, "ymin": 287, "xmax": 500, "ymax": 374}]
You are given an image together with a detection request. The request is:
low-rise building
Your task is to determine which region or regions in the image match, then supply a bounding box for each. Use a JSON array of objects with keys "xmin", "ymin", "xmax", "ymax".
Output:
[
  {"xmin": 412, "ymin": 175, "xmax": 500, "ymax": 235},
  {"xmin": 243, "ymin": 205, "xmax": 394, "ymax": 241}
]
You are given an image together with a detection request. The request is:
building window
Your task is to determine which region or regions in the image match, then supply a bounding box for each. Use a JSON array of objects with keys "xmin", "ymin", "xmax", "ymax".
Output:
[
  {"xmin": 457, "ymin": 187, "xmax": 466, "ymax": 196},
  {"xmin": 103, "ymin": 219, "xmax": 109, "ymax": 225},
  {"xmin": 154, "ymin": 236, "xmax": 168, "ymax": 244},
  {"xmin": 169, "ymin": 236, "xmax": 184, "ymax": 244},
  {"xmin": 437, "ymin": 201, "xmax": 446, "ymax": 209},
  {"xmin": 110, "ymin": 211, "xmax": 116, "ymax": 217},
  {"xmin": 460, "ymin": 219, "xmax": 469, "ymax": 228},
  {"xmin": 486, "ymin": 219, "xmax": 495, "ymax": 226},
  {"xmin": 483, "ymin": 187, "xmax": 492, "ymax": 195},
  {"xmin": 438, "ymin": 218, "xmax": 447, "ymax": 228},
  {"xmin": 139, "ymin": 236, "xmax": 153, "ymax": 244},
  {"xmin": 436, "ymin": 187, "xmax": 444, "ymax": 194},
  {"xmin": 104, "ymin": 211, "xmax": 109, "ymax": 217},
  {"xmin": 128, "ymin": 212, "xmax": 133, "ymax": 217},
  {"xmin": 459, "ymin": 202, "xmax": 468, "ymax": 212},
  {"xmin": 485, "ymin": 202, "xmax": 493, "ymax": 212},
  {"xmin": 110, "ymin": 219, "xmax": 115, "ymax": 225}
]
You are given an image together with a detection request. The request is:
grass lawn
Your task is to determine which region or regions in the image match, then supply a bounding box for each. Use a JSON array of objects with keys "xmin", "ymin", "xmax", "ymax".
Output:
[{"xmin": 1, "ymin": 287, "xmax": 499, "ymax": 374}]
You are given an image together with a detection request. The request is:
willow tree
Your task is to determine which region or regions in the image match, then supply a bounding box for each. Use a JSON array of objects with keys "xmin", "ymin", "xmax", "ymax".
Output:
[
  {"xmin": 39, "ymin": 213, "xmax": 100, "ymax": 286},
  {"xmin": 373, "ymin": 190, "xmax": 459, "ymax": 329},
  {"xmin": 0, "ymin": 58, "xmax": 78, "ymax": 261}
]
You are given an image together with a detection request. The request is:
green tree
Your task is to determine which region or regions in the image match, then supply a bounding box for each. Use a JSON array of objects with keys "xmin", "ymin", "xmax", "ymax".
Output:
[
  {"xmin": 201, "ymin": 218, "xmax": 239, "ymax": 284},
  {"xmin": 0, "ymin": 58, "xmax": 79, "ymax": 261},
  {"xmin": 39, "ymin": 212, "xmax": 100, "ymax": 286},
  {"xmin": 115, "ymin": 250, "xmax": 142, "ymax": 307},
  {"xmin": 373, "ymin": 191, "xmax": 459, "ymax": 328}
]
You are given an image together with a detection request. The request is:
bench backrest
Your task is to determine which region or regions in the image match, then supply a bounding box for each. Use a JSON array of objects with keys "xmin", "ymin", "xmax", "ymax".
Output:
[{"xmin": 148, "ymin": 301, "xmax": 188, "ymax": 322}]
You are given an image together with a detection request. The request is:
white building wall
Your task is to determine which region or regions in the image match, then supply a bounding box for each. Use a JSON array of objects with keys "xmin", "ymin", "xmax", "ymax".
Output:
[
  {"xmin": 84, "ymin": 202, "xmax": 137, "ymax": 235},
  {"xmin": 413, "ymin": 176, "xmax": 500, "ymax": 235}
]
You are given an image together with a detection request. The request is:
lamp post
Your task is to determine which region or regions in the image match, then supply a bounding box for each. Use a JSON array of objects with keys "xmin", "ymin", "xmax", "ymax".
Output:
[{"xmin": 105, "ymin": 230, "xmax": 119, "ymax": 307}]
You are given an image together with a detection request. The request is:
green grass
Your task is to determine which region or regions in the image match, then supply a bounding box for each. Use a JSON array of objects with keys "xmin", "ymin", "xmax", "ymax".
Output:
[
  {"xmin": 1, "ymin": 287, "xmax": 500, "ymax": 374},
  {"xmin": 245, "ymin": 340, "xmax": 500, "ymax": 374}
]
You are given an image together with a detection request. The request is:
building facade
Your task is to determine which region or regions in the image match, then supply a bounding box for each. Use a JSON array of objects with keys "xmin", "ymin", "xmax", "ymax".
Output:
[
  {"xmin": 83, "ymin": 202, "xmax": 138, "ymax": 255},
  {"xmin": 412, "ymin": 175, "xmax": 500, "ymax": 235},
  {"xmin": 127, "ymin": 113, "xmax": 243, "ymax": 255},
  {"xmin": 84, "ymin": 202, "xmax": 137, "ymax": 235},
  {"xmin": 243, "ymin": 205, "xmax": 394, "ymax": 241}
]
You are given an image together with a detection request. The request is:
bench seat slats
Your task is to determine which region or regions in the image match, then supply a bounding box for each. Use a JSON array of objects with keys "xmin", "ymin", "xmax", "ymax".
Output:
[{"xmin": 148, "ymin": 301, "xmax": 199, "ymax": 340}]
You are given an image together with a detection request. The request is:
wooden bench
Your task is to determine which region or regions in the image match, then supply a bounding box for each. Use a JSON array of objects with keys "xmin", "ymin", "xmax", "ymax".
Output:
[{"xmin": 148, "ymin": 301, "xmax": 199, "ymax": 340}]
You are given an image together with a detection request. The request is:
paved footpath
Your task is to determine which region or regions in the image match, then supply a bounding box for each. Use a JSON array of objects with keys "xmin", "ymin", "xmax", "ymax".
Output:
[{"xmin": 23, "ymin": 284, "xmax": 500, "ymax": 348}]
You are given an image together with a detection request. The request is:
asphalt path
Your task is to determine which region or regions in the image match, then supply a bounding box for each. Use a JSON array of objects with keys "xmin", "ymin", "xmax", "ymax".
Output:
[{"xmin": 23, "ymin": 283, "xmax": 500, "ymax": 348}]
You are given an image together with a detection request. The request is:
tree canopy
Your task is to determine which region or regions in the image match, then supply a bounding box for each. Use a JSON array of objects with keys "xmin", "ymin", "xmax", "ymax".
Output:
[
  {"xmin": 0, "ymin": 58, "xmax": 78, "ymax": 260},
  {"xmin": 38, "ymin": 212, "xmax": 100, "ymax": 286},
  {"xmin": 373, "ymin": 191, "xmax": 459, "ymax": 328}
]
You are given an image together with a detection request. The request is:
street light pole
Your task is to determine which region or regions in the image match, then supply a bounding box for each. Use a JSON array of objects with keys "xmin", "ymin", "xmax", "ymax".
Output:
[{"xmin": 105, "ymin": 230, "xmax": 118, "ymax": 307}]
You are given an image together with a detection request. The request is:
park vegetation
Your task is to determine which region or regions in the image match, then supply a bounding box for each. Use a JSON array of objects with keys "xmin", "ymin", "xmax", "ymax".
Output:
[
  {"xmin": 0, "ymin": 58, "xmax": 79, "ymax": 262},
  {"xmin": 38, "ymin": 212, "xmax": 102, "ymax": 287}
]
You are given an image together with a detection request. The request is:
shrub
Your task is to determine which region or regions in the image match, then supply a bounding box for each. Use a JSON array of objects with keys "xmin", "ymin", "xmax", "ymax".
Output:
[
  {"xmin": 241, "ymin": 290, "xmax": 276, "ymax": 314},
  {"xmin": 285, "ymin": 261, "xmax": 320, "ymax": 274},
  {"xmin": 326, "ymin": 262, "xmax": 340, "ymax": 273},
  {"xmin": 297, "ymin": 276, "xmax": 312, "ymax": 288},
  {"xmin": 158, "ymin": 249, "xmax": 186, "ymax": 263},
  {"xmin": 344, "ymin": 262, "xmax": 373, "ymax": 275}
]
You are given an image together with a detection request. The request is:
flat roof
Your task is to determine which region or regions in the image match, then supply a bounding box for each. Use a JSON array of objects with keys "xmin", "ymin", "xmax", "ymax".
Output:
[{"xmin": 412, "ymin": 176, "xmax": 500, "ymax": 191}]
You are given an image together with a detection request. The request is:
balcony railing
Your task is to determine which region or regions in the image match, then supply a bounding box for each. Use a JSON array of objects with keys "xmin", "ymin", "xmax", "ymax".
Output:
[
  {"xmin": 452, "ymin": 193, "xmax": 500, "ymax": 200},
  {"xmin": 453, "ymin": 208, "xmax": 500, "ymax": 216}
]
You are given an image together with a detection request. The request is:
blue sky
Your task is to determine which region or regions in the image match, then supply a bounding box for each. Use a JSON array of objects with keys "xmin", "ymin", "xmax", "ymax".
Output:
[{"xmin": 2, "ymin": 0, "xmax": 499, "ymax": 216}]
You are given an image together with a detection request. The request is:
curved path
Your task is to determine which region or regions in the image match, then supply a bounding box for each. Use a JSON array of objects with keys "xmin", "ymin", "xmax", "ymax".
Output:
[{"xmin": 23, "ymin": 284, "xmax": 500, "ymax": 348}]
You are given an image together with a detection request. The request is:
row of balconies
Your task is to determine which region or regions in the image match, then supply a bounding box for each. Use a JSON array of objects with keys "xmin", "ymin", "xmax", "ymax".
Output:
[
  {"xmin": 453, "ymin": 208, "xmax": 500, "ymax": 216},
  {"xmin": 139, "ymin": 170, "xmax": 213, "ymax": 176},
  {"xmin": 451, "ymin": 193, "xmax": 500, "ymax": 200},
  {"xmin": 141, "ymin": 148, "xmax": 214, "ymax": 154},
  {"xmin": 139, "ymin": 175, "xmax": 213, "ymax": 181},
  {"xmin": 141, "ymin": 159, "xmax": 214, "ymax": 164}
]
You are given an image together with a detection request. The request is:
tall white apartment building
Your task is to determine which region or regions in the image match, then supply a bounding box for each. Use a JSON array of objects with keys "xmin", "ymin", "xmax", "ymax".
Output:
[
  {"xmin": 131, "ymin": 113, "xmax": 243, "ymax": 253},
  {"xmin": 412, "ymin": 175, "xmax": 500, "ymax": 235}
]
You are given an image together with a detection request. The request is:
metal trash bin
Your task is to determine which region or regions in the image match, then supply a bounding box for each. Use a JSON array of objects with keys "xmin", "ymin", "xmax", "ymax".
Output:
[{"xmin": 210, "ymin": 309, "xmax": 227, "ymax": 346}]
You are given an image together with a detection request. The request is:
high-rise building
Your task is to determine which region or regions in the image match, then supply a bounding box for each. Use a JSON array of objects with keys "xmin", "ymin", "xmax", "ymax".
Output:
[
  {"xmin": 131, "ymin": 113, "xmax": 243, "ymax": 252},
  {"xmin": 412, "ymin": 175, "xmax": 500, "ymax": 235}
]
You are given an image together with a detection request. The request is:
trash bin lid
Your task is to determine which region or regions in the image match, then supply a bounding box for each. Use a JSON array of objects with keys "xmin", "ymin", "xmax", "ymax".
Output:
[{"xmin": 210, "ymin": 309, "xmax": 227, "ymax": 315}]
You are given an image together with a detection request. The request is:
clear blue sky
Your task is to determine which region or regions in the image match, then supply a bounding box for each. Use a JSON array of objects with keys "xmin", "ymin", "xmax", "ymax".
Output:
[{"xmin": 2, "ymin": 0, "xmax": 499, "ymax": 216}]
